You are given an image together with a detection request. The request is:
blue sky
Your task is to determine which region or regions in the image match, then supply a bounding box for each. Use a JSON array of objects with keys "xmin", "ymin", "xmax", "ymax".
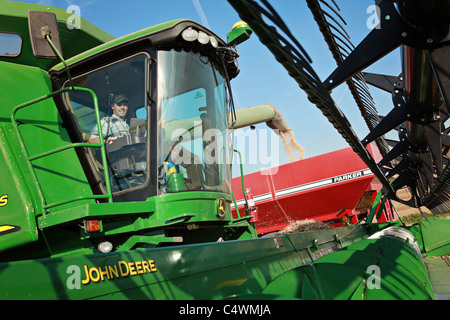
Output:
[{"xmin": 13, "ymin": 0, "xmax": 402, "ymax": 174}]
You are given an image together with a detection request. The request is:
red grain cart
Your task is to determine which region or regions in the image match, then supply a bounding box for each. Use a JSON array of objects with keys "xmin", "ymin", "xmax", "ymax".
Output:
[{"xmin": 231, "ymin": 144, "xmax": 395, "ymax": 235}]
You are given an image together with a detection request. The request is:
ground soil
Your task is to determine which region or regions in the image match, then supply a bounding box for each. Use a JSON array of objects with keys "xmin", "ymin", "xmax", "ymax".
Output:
[
  {"xmin": 388, "ymin": 187, "xmax": 450, "ymax": 224},
  {"xmin": 391, "ymin": 187, "xmax": 431, "ymax": 216}
]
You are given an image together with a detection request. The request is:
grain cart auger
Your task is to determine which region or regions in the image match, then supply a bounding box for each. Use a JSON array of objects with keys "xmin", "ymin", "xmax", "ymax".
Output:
[{"xmin": 0, "ymin": 0, "xmax": 448, "ymax": 300}]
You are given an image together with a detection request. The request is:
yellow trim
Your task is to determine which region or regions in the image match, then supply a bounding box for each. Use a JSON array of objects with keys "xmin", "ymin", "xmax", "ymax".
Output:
[
  {"xmin": 232, "ymin": 21, "xmax": 248, "ymax": 29},
  {"xmin": 0, "ymin": 225, "xmax": 15, "ymax": 233}
]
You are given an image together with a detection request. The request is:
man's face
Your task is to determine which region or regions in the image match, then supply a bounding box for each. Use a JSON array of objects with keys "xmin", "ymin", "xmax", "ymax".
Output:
[{"xmin": 112, "ymin": 101, "xmax": 128, "ymax": 119}]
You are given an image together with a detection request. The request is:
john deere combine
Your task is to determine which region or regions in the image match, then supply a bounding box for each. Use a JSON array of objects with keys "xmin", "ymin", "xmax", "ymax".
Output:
[{"xmin": 0, "ymin": 0, "xmax": 449, "ymax": 300}]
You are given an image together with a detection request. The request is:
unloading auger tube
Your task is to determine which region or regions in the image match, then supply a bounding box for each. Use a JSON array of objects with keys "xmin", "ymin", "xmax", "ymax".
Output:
[{"xmin": 230, "ymin": 104, "xmax": 305, "ymax": 160}]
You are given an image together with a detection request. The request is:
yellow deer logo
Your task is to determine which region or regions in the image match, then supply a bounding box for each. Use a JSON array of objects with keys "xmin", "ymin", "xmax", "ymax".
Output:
[{"xmin": 217, "ymin": 197, "xmax": 226, "ymax": 219}]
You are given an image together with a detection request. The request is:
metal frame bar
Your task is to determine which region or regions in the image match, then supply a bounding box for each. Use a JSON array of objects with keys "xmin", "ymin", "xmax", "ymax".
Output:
[{"xmin": 10, "ymin": 86, "xmax": 113, "ymax": 212}]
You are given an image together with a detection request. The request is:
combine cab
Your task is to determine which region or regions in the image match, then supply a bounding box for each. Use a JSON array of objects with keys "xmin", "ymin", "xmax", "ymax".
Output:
[{"xmin": 0, "ymin": 1, "xmax": 257, "ymax": 262}]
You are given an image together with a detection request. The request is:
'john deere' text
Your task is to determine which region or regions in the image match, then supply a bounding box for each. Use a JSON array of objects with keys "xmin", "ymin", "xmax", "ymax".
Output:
[{"xmin": 81, "ymin": 259, "xmax": 157, "ymax": 285}]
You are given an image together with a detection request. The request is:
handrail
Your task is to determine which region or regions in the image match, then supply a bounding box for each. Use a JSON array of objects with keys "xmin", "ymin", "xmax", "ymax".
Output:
[
  {"xmin": 10, "ymin": 86, "xmax": 113, "ymax": 213},
  {"xmin": 230, "ymin": 152, "xmax": 239, "ymax": 217},
  {"xmin": 234, "ymin": 149, "xmax": 249, "ymax": 214},
  {"xmin": 233, "ymin": 149, "xmax": 258, "ymax": 238},
  {"xmin": 230, "ymin": 149, "xmax": 251, "ymax": 219}
]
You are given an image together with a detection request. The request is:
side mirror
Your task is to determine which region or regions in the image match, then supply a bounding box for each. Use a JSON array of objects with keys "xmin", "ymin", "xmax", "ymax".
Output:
[
  {"xmin": 227, "ymin": 21, "xmax": 252, "ymax": 46},
  {"xmin": 28, "ymin": 10, "xmax": 63, "ymax": 59}
]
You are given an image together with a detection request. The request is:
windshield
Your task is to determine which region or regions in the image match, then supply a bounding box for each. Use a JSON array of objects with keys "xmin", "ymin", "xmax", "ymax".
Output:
[
  {"xmin": 157, "ymin": 50, "xmax": 231, "ymax": 194},
  {"xmin": 64, "ymin": 53, "xmax": 149, "ymax": 194}
]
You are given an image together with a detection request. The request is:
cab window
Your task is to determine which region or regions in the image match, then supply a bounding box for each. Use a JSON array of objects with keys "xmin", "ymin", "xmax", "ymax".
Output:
[
  {"xmin": 0, "ymin": 33, "xmax": 22, "ymax": 57},
  {"xmin": 64, "ymin": 53, "xmax": 149, "ymax": 194}
]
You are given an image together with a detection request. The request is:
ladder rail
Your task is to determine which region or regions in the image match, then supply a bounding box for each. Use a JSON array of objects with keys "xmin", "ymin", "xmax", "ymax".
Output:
[{"xmin": 10, "ymin": 86, "xmax": 113, "ymax": 214}]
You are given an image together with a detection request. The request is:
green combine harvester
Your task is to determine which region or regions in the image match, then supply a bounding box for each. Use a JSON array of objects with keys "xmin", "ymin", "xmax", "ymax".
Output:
[{"xmin": 0, "ymin": 0, "xmax": 449, "ymax": 300}]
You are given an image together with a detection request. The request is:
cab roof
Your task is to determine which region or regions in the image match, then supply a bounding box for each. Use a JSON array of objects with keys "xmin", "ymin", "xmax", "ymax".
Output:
[{"xmin": 50, "ymin": 19, "xmax": 226, "ymax": 73}]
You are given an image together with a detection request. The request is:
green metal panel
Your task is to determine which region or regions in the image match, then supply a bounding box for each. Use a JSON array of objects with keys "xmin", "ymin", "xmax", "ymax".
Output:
[
  {"xmin": 14, "ymin": 103, "xmax": 95, "ymax": 213},
  {"xmin": 408, "ymin": 223, "xmax": 424, "ymax": 251},
  {"xmin": 10, "ymin": 86, "xmax": 112, "ymax": 213},
  {"xmin": 414, "ymin": 218, "xmax": 450, "ymax": 257},
  {"xmin": 423, "ymin": 256, "xmax": 450, "ymax": 299},
  {"xmin": 35, "ymin": 192, "xmax": 237, "ymax": 231},
  {"xmin": 315, "ymin": 245, "xmax": 433, "ymax": 299},
  {"xmin": 0, "ymin": 234, "xmax": 294, "ymax": 299},
  {"xmin": 0, "ymin": 62, "xmax": 109, "ymax": 253},
  {"xmin": 0, "ymin": 62, "xmax": 52, "ymax": 251},
  {"xmin": 262, "ymin": 263, "xmax": 413, "ymax": 300},
  {"xmin": 262, "ymin": 228, "xmax": 434, "ymax": 300},
  {"xmin": 0, "ymin": 224, "xmax": 369, "ymax": 299},
  {"xmin": 0, "ymin": 0, "xmax": 113, "ymax": 70},
  {"xmin": 341, "ymin": 237, "xmax": 430, "ymax": 287},
  {"xmin": 0, "ymin": 127, "xmax": 38, "ymax": 251},
  {"xmin": 0, "ymin": 61, "xmax": 52, "ymax": 119},
  {"xmin": 4, "ymin": 70, "xmax": 97, "ymax": 215}
]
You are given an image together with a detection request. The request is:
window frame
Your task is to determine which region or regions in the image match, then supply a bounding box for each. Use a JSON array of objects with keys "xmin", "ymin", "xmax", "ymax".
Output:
[
  {"xmin": 0, "ymin": 32, "xmax": 23, "ymax": 57},
  {"xmin": 61, "ymin": 51, "xmax": 153, "ymax": 198}
]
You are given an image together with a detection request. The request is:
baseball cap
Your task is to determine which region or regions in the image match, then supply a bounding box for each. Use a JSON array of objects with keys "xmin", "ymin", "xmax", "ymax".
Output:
[{"xmin": 112, "ymin": 94, "xmax": 129, "ymax": 104}]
